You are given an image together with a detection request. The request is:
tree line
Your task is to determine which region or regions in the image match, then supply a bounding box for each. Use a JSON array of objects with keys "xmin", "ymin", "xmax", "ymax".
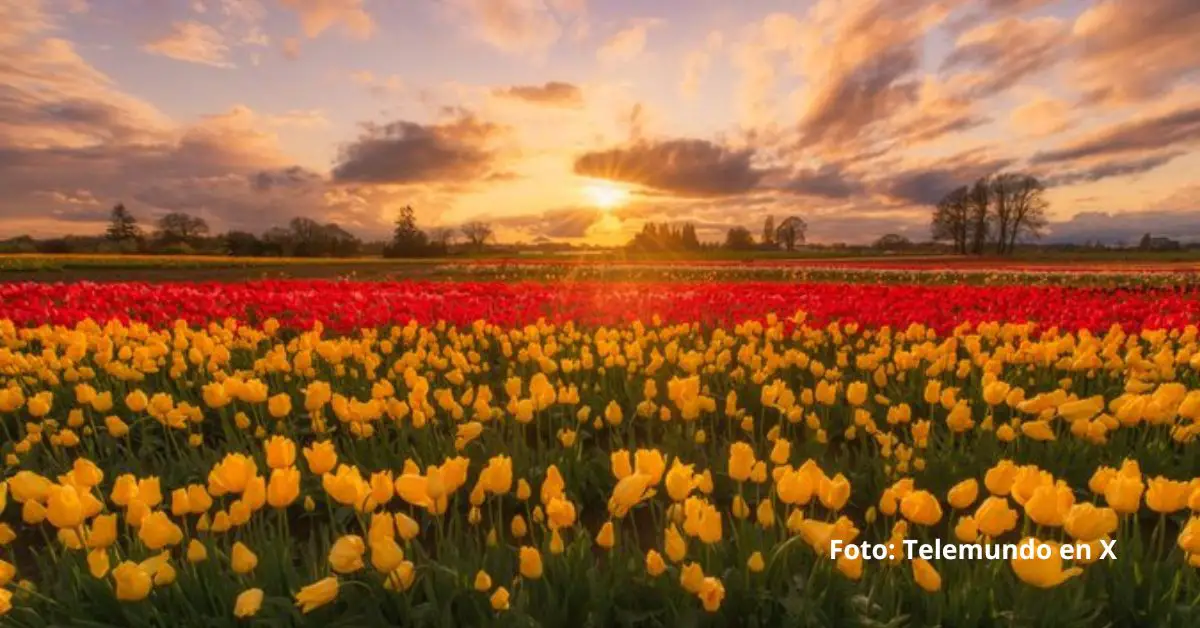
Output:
[
  {"xmin": 100, "ymin": 204, "xmax": 368, "ymax": 257},
  {"xmin": 626, "ymin": 215, "xmax": 809, "ymax": 252},
  {"xmin": 931, "ymin": 172, "xmax": 1048, "ymax": 255},
  {"xmin": 1, "ymin": 204, "xmax": 500, "ymax": 258}
]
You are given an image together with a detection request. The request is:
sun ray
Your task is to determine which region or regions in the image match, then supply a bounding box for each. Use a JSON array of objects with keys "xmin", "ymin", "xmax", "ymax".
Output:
[{"xmin": 582, "ymin": 180, "xmax": 630, "ymax": 210}]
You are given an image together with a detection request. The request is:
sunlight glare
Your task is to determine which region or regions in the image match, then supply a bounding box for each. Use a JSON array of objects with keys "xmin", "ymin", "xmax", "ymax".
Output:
[{"xmin": 582, "ymin": 182, "xmax": 630, "ymax": 210}]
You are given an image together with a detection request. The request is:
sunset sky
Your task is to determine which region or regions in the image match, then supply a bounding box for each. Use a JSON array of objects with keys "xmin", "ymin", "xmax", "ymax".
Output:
[{"xmin": 2, "ymin": 0, "xmax": 1198, "ymax": 245}]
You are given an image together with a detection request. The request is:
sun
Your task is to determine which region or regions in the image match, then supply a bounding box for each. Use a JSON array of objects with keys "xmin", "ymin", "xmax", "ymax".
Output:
[{"xmin": 582, "ymin": 181, "xmax": 630, "ymax": 210}]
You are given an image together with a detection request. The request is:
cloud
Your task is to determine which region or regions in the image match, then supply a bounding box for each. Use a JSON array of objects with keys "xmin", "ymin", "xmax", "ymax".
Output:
[
  {"xmin": 494, "ymin": 206, "xmax": 604, "ymax": 239},
  {"xmin": 250, "ymin": 165, "xmax": 325, "ymax": 191},
  {"xmin": 349, "ymin": 70, "xmax": 403, "ymax": 97},
  {"xmin": 278, "ymin": 0, "xmax": 374, "ymax": 39},
  {"xmin": 1071, "ymin": 0, "xmax": 1200, "ymax": 104},
  {"xmin": 1043, "ymin": 152, "xmax": 1187, "ymax": 187},
  {"xmin": 597, "ymin": 18, "xmax": 659, "ymax": 65},
  {"xmin": 573, "ymin": 139, "xmax": 766, "ymax": 198},
  {"xmin": 264, "ymin": 109, "xmax": 329, "ymax": 128},
  {"xmin": 0, "ymin": 20, "xmax": 390, "ymax": 237},
  {"xmin": 879, "ymin": 150, "xmax": 1013, "ymax": 205},
  {"xmin": 331, "ymin": 113, "xmax": 507, "ymax": 185},
  {"xmin": 281, "ymin": 37, "xmax": 301, "ymax": 59},
  {"xmin": 941, "ymin": 16, "xmax": 1065, "ymax": 98},
  {"xmin": 492, "ymin": 81, "xmax": 583, "ymax": 107},
  {"xmin": 1031, "ymin": 102, "xmax": 1200, "ymax": 164},
  {"xmin": 1045, "ymin": 210, "xmax": 1200, "ymax": 244},
  {"xmin": 793, "ymin": 0, "xmax": 956, "ymax": 150},
  {"xmin": 1009, "ymin": 94, "xmax": 1071, "ymax": 137},
  {"xmin": 142, "ymin": 21, "xmax": 234, "ymax": 67},
  {"xmin": 445, "ymin": 0, "xmax": 587, "ymax": 55},
  {"xmin": 777, "ymin": 164, "xmax": 865, "ymax": 199},
  {"xmin": 680, "ymin": 30, "xmax": 723, "ymax": 99}
]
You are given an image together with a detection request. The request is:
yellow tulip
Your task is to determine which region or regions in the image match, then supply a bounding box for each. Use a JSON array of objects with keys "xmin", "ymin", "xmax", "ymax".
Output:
[
  {"xmin": 911, "ymin": 558, "xmax": 941, "ymax": 592},
  {"xmin": 596, "ymin": 521, "xmax": 616, "ymax": 549},
  {"xmin": 295, "ymin": 577, "xmax": 339, "ymax": 613},
  {"xmin": 899, "ymin": 490, "xmax": 943, "ymax": 526},
  {"xmin": 328, "ymin": 535, "xmax": 366, "ymax": 574},
  {"xmin": 519, "ymin": 546, "xmax": 542, "ymax": 579},
  {"xmin": 234, "ymin": 588, "xmax": 264, "ymax": 618},
  {"xmin": 490, "ymin": 586, "xmax": 510, "ymax": 611},
  {"xmin": 680, "ymin": 561, "xmax": 704, "ymax": 594},
  {"xmin": 975, "ymin": 497, "xmax": 1019, "ymax": 537},
  {"xmin": 473, "ymin": 570, "xmax": 492, "ymax": 592},
  {"xmin": 45, "ymin": 484, "xmax": 84, "ymax": 530},
  {"xmin": 267, "ymin": 467, "xmax": 301, "ymax": 508},
  {"xmin": 1146, "ymin": 477, "xmax": 1191, "ymax": 514},
  {"xmin": 264, "ymin": 435, "xmax": 297, "ymax": 469},
  {"xmin": 698, "ymin": 576, "xmax": 725, "ymax": 612},
  {"xmin": 645, "ymin": 549, "xmax": 667, "ymax": 576},
  {"xmin": 303, "ymin": 441, "xmax": 338, "ymax": 475},
  {"xmin": 87, "ymin": 549, "xmax": 110, "ymax": 578},
  {"xmin": 747, "ymin": 551, "xmax": 765, "ymax": 573},
  {"xmin": 1010, "ymin": 538, "xmax": 1083, "ymax": 588},
  {"xmin": 947, "ymin": 479, "xmax": 979, "ymax": 510},
  {"xmin": 231, "ymin": 542, "xmax": 258, "ymax": 574},
  {"xmin": 112, "ymin": 561, "xmax": 152, "ymax": 601},
  {"xmin": 728, "ymin": 442, "xmax": 755, "ymax": 483},
  {"xmin": 818, "ymin": 474, "xmax": 851, "ymax": 511}
]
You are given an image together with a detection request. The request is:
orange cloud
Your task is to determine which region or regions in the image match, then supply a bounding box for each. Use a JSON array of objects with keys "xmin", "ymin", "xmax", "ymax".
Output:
[
  {"xmin": 1071, "ymin": 0, "xmax": 1200, "ymax": 104},
  {"xmin": 278, "ymin": 0, "xmax": 374, "ymax": 39},
  {"xmin": 597, "ymin": 18, "xmax": 660, "ymax": 65},
  {"xmin": 1010, "ymin": 95, "xmax": 1071, "ymax": 138},
  {"xmin": 492, "ymin": 82, "xmax": 583, "ymax": 107},
  {"xmin": 143, "ymin": 21, "xmax": 234, "ymax": 67},
  {"xmin": 445, "ymin": 0, "xmax": 587, "ymax": 55}
]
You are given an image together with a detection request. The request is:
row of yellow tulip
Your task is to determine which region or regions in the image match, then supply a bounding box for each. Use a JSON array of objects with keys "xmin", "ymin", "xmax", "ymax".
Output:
[{"xmin": 1, "ymin": 316, "xmax": 1198, "ymax": 625}]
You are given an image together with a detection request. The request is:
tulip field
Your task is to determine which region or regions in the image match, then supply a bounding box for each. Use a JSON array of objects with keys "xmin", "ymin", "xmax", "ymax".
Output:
[{"xmin": 1, "ymin": 274, "xmax": 1199, "ymax": 627}]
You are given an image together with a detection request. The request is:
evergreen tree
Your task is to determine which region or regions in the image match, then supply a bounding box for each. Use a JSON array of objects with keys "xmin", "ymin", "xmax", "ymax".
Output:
[
  {"xmin": 105, "ymin": 203, "xmax": 141, "ymax": 242},
  {"xmin": 385, "ymin": 206, "xmax": 432, "ymax": 257}
]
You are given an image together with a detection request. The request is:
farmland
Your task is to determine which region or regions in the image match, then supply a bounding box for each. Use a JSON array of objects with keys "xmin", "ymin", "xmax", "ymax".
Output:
[{"xmin": 0, "ymin": 258, "xmax": 1198, "ymax": 627}]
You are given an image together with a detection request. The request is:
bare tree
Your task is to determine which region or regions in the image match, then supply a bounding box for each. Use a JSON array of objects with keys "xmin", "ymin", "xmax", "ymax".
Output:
[
  {"xmin": 156, "ymin": 212, "xmax": 209, "ymax": 245},
  {"xmin": 430, "ymin": 227, "xmax": 457, "ymax": 249},
  {"xmin": 931, "ymin": 185, "xmax": 970, "ymax": 254},
  {"xmin": 460, "ymin": 221, "xmax": 494, "ymax": 252},
  {"xmin": 775, "ymin": 216, "xmax": 807, "ymax": 251},
  {"xmin": 762, "ymin": 215, "xmax": 775, "ymax": 247},
  {"xmin": 1003, "ymin": 174, "xmax": 1048, "ymax": 253},
  {"xmin": 966, "ymin": 176, "xmax": 991, "ymax": 255},
  {"xmin": 991, "ymin": 174, "xmax": 1015, "ymax": 254}
]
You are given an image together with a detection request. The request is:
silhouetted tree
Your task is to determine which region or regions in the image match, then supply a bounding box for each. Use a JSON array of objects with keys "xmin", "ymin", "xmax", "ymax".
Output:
[
  {"xmin": 460, "ymin": 221, "xmax": 494, "ymax": 253},
  {"xmin": 321, "ymin": 222, "xmax": 362, "ymax": 257},
  {"xmin": 429, "ymin": 227, "xmax": 457, "ymax": 253},
  {"xmin": 762, "ymin": 215, "xmax": 775, "ymax": 247},
  {"xmin": 627, "ymin": 222, "xmax": 702, "ymax": 252},
  {"xmin": 873, "ymin": 233, "xmax": 912, "ymax": 251},
  {"xmin": 966, "ymin": 177, "xmax": 991, "ymax": 255},
  {"xmin": 681, "ymin": 223, "xmax": 700, "ymax": 250},
  {"xmin": 105, "ymin": 203, "xmax": 141, "ymax": 243},
  {"xmin": 996, "ymin": 173, "xmax": 1047, "ymax": 253},
  {"xmin": 384, "ymin": 205, "xmax": 433, "ymax": 258},
  {"xmin": 775, "ymin": 216, "xmax": 807, "ymax": 251},
  {"xmin": 261, "ymin": 227, "xmax": 295, "ymax": 256},
  {"xmin": 156, "ymin": 212, "xmax": 209, "ymax": 245},
  {"xmin": 724, "ymin": 226, "xmax": 756, "ymax": 250},
  {"xmin": 223, "ymin": 231, "xmax": 262, "ymax": 256},
  {"xmin": 931, "ymin": 185, "xmax": 970, "ymax": 254}
]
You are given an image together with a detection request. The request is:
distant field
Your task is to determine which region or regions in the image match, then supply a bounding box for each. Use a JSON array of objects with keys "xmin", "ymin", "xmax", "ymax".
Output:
[{"xmin": 1, "ymin": 252, "xmax": 1197, "ymax": 285}]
